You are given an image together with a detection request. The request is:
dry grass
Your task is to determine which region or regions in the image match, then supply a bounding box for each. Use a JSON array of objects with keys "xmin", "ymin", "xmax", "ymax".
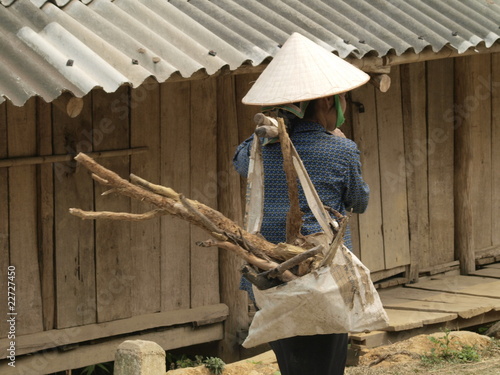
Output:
[{"xmin": 168, "ymin": 332, "xmax": 500, "ymax": 375}]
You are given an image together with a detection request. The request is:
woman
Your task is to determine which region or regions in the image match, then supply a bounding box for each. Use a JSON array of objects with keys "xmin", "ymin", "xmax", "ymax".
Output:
[{"xmin": 233, "ymin": 33, "xmax": 370, "ymax": 375}]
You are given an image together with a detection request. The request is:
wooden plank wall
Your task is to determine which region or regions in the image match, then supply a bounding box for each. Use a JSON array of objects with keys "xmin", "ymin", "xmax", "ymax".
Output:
[
  {"xmin": 6, "ymin": 99, "xmax": 44, "ymax": 335},
  {"xmin": 37, "ymin": 98, "xmax": 55, "ymax": 331},
  {"xmin": 351, "ymin": 62, "xmax": 456, "ymax": 277},
  {"xmin": 351, "ymin": 84, "xmax": 385, "ymax": 271},
  {"xmin": 161, "ymin": 80, "xmax": 192, "ymax": 311},
  {"xmin": 190, "ymin": 77, "xmax": 219, "ymax": 308},
  {"xmin": 53, "ymin": 93, "xmax": 96, "ymax": 328},
  {"xmin": 426, "ymin": 59, "xmax": 455, "ymax": 268},
  {"xmin": 130, "ymin": 78, "xmax": 161, "ymax": 315},
  {"xmin": 0, "ymin": 54, "xmax": 498, "ymax": 351},
  {"xmin": 0, "ymin": 77, "xmax": 227, "ymax": 342},
  {"xmin": 350, "ymin": 67, "xmax": 411, "ymax": 273},
  {"xmin": 455, "ymin": 53, "xmax": 499, "ymax": 271}
]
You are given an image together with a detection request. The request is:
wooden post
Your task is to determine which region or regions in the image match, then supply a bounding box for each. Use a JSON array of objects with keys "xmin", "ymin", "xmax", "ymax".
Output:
[
  {"xmin": 369, "ymin": 74, "xmax": 391, "ymax": 93},
  {"xmin": 216, "ymin": 74, "xmax": 249, "ymax": 363},
  {"xmin": 36, "ymin": 97, "xmax": 55, "ymax": 331},
  {"xmin": 454, "ymin": 54, "xmax": 491, "ymax": 274},
  {"xmin": 52, "ymin": 92, "xmax": 84, "ymax": 118}
]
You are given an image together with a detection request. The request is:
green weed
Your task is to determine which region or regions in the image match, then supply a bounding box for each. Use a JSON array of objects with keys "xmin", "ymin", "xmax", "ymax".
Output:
[
  {"xmin": 420, "ymin": 329, "xmax": 481, "ymax": 365},
  {"xmin": 203, "ymin": 356, "xmax": 225, "ymax": 374}
]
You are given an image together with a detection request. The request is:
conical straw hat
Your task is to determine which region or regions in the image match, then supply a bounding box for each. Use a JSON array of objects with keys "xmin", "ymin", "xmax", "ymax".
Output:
[{"xmin": 242, "ymin": 33, "xmax": 370, "ymax": 106}]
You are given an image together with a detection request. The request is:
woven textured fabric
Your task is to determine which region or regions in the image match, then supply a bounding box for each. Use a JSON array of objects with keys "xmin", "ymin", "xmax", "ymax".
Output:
[
  {"xmin": 233, "ymin": 119, "xmax": 369, "ymax": 247},
  {"xmin": 233, "ymin": 119, "xmax": 369, "ymax": 300}
]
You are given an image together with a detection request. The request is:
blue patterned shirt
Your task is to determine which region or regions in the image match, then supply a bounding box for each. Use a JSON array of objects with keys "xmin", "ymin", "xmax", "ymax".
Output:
[
  {"xmin": 233, "ymin": 119, "xmax": 369, "ymax": 299},
  {"xmin": 233, "ymin": 119, "xmax": 369, "ymax": 247}
]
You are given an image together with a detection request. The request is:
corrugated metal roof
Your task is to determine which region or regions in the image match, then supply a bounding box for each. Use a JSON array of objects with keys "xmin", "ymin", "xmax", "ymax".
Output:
[{"xmin": 1, "ymin": 0, "xmax": 499, "ymax": 106}]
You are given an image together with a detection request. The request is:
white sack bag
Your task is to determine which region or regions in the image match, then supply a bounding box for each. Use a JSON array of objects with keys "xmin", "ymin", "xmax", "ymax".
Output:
[
  {"xmin": 243, "ymin": 245, "xmax": 389, "ymax": 348},
  {"xmin": 242, "ymin": 116, "xmax": 389, "ymax": 348}
]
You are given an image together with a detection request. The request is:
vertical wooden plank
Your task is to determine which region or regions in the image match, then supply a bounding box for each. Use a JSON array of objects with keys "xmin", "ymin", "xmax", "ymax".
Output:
[
  {"xmin": 190, "ymin": 76, "xmax": 219, "ymax": 308},
  {"xmin": 0, "ymin": 103, "xmax": 9, "ymax": 338},
  {"xmin": 492, "ymin": 53, "xmax": 500, "ymax": 246},
  {"xmin": 427, "ymin": 59, "xmax": 455, "ymax": 266},
  {"xmin": 216, "ymin": 74, "xmax": 249, "ymax": 362},
  {"xmin": 471, "ymin": 55, "xmax": 492, "ymax": 251},
  {"xmin": 235, "ymin": 73, "xmax": 262, "ymax": 144},
  {"xmin": 36, "ymin": 98, "xmax": 55, "ymax": 330},
  {"xmin": 235, "ymin": 74, "xmax": 261, "ymax": 206},
  {"xmin": 400, "ymin": 62, "xmax": 428, "ymax": 281},
  {"xmin": 454, "ymin": 54, "xmax": 492, "ymax": 273},
  {"xmin": 130, "ymin": 78, "xmax": 161, "ymax": 315},
  {"xmin": 53, "ymin": 94, "xmax": 96, "ymax": 328},
  {"xmin": 454, "ymin": 56, "xmax": 483, "ymax": 274},
  {"xmin": 7, "ymin": 98, "xmax": 43, "ymax": 335},
  {"xmin": 351, "ymin": 84, "xmax": 385, "ymax": 272},
  {"xmin": 375, "ymin": 66, "xmax": 411, "ymax": 270},
  {"xmin": 344, "ymin": 99, "xmax": 361, "ymax": 259},
  {"xmin": 160, "ymin": 81, "xmax": 191, "ymax": 311},
  {"xmin": 92, "ymin": 87, "xmax": 132, "ymax": 323}
]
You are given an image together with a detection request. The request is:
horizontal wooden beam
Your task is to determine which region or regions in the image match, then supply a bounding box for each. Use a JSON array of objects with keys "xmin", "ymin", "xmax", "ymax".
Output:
[
  {"xmin": 476, "ymin": 244, "xmax": 500, "ymax": 260},
  {"xmin": 419, "ymin": 261, "xmax": 460, "ymax": 276},
  {"xmin": 0, "ymin": 147, "xmax": 148, "ymax": 168},
  {"xmin": 370, "ymin": 265, "xmax": 407, "ymax": 283},
  {"xmin": 228, "ymin": 43, "xmax": 500, "ymax": 76},
  {"xmin": 0, "ymin": 323, "xmax": 224, "ymax": 375},
  {"xmin": 0, "ymin": 303, "xmax": 228, "ymax": 358}
]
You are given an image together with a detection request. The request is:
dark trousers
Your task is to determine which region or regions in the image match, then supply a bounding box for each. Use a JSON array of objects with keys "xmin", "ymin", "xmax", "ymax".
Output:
[{"xmin": 269, "ymin": 333, "xmax": 348, "ymax": 375}]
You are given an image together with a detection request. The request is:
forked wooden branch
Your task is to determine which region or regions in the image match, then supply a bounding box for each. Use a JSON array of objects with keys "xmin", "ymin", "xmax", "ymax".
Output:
[{"xmin": 69, "ymin": 153, "xmax": 317, "ymax": 282}]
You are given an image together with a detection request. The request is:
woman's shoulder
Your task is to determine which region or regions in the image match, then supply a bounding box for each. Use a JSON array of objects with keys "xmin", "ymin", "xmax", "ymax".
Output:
[{"xmin": 322, "ymin": 132, "xmax": 360, "ymax": 153}]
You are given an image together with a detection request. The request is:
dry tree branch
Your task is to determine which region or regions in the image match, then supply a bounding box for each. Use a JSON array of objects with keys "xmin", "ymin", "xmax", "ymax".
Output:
[
  {"xmin": 69, "ymin": 153, "xmax": 321, "ymax": 282},
  {"xmin": 130, "ymin": 174, "xmax": 181, "ymax": 201},
  {"xmin": 197, "ymin": 239, "xmax": 297, "ymax": 282},
  {"xmin": 69, "ymin": 208, "xmax": 166, "ymax": 221}
]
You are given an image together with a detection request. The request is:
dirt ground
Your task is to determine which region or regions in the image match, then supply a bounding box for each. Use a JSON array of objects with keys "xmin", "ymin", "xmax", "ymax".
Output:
[{"xmin": 166, "ymin": 331, "xmax": 500, "ymax": 375}]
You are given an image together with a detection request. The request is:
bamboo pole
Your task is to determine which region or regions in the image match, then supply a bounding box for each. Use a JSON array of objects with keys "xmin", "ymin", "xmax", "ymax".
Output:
[{"xmin": 0, "ymin": 147, "xmax": 148, "ymax": 168}]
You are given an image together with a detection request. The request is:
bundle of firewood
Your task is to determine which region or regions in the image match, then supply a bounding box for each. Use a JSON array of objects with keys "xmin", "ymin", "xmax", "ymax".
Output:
[{"xmin": 70, "ymin": 116, "xmax": 347, "ymax": 289}]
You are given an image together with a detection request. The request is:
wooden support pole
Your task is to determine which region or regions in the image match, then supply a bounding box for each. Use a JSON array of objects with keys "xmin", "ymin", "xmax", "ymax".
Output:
[
  {"xmin": 0, "ymin": 147, "xmax": 148, "ymax": 168},
  {"xmin": 53, "ymin": 92, "xmax": 84, "ymax": 118},
  {"xmin": 454, "ymin": 55, "xmax": 486, "ymax": 275},
  {"xmin": 369, "ymin": 74, "xmax": 391, "ymax": 92}
]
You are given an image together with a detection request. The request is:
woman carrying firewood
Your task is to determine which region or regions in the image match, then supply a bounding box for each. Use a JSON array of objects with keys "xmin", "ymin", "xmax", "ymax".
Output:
[{"xmin": 233, "ymin": 33, "xmax": 371, "ymax": 375}]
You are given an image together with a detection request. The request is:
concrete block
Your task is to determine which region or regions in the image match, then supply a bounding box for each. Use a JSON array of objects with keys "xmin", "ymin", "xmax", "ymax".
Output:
[{"xmin": 115, "ymin": 340, "xmax": 166, "ymax": 375}]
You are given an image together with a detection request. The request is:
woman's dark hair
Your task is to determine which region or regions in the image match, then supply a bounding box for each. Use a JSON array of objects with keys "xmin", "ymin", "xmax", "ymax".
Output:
[{"xmin": 303, "ymin": 99, "xmax": 318, "ymax": 120}]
